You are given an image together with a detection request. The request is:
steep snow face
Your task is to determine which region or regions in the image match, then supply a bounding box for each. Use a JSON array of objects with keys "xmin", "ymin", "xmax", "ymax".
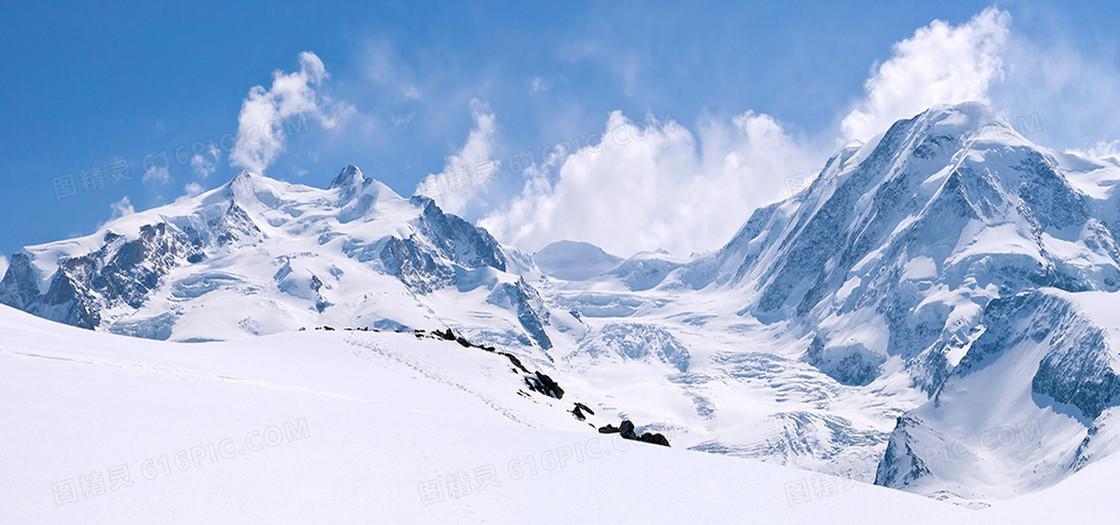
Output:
[
  {"xmin": 0, "ymin": 166, "xmax": 551, "ymax": 350},
  {"xmin": 650, "ymin": 102, "xmax": 1120, "ymax": 503},
  {"xmin": 875, "ymin": 289, "xmax": 1120, "ymax": 503},
  {"xmin": 685, "ymin": 102, "xmax": 1120, "ymax": 387}
]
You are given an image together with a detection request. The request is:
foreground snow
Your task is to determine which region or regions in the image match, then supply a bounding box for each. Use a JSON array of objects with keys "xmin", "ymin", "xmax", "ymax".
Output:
[{"xmin": 2, "ymin": 306, "xmax": 1118, "ymax": 524}]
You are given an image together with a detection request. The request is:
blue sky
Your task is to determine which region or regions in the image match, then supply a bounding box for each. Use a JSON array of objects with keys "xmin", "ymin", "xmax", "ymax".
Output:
[{"xmin": 4, "ymin": 0, "xmax": 1120, "ymax": 259}]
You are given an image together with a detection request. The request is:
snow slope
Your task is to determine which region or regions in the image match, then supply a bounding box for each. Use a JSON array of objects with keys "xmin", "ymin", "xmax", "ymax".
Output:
[{"xmin": 6, "ymin": 304, "xmax": 1120, "ymax": 523}]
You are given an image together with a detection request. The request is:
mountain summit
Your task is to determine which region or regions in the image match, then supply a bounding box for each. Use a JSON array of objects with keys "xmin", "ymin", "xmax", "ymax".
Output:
[{"xmin": 0, "ymin": 167, "xmax": 559, "ymax": 350}]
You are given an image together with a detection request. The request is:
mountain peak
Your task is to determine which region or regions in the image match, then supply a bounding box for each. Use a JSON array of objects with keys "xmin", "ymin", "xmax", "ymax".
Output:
[
  {"xmin": 534, "ymin": 240, "xmax": 623, "ymax": 281},
  {"xmin": 330, "ymin": 164, "xmax": 365, "ymax": 189},
  {"xmin": 223, "ymin": 169, "xmax": 281, "ymax": 210},
  {"xmin": 915, "ymin": 101, "xmax": 1010, "ymax": 138},
  {"xmin": 228, "ymin": 169, "xmax": 269, "ymax": 186},
  {"xmin": 925, "ymin": 100, "xmax": 997, "ymax": 117},
  {"xmin": 225, "ymin": 169, "xmax": 278, "ymax": 191}
]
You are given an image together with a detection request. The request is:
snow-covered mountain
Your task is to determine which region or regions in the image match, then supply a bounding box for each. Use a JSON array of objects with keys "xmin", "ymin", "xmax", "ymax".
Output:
[
  {"xmin": 534, "ymin": 240, "xmax": 623, "ymax": 281},
  {"xmin": 693, "ymin": 102, "xmax": 1120, "ymax": 504},
  {"xmin": 538, "ymin": 102, "xmax": 1120, "ymax": 504},
  {"xmin": 509, "ymin": 102, "xmax": 1120, "ymax": 505},
  {"xmin": 7, "ymin": 101, "xmax": 1120, "ymax": 510},
  {"xmin": 0, "ymin": 166, "xmax": 563, "ymax": 352}
]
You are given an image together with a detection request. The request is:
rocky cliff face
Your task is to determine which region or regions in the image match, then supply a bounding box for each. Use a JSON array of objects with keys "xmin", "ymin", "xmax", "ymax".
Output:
[{"xmin": 0, "ymin": 223, "xmax": 203, "ymax": 329}]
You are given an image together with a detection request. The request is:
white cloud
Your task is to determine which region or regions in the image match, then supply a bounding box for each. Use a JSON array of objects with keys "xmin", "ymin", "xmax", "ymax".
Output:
[
  {"xmin": 362, "ymin": 37, "xmax": 422, "ymax": 102},
  {"xmin": 472, "ymin": 6, "xmax": 1120, "ymax": 259},
  {"xmin": 991, "ymin": 34, "xmax": 1120, "ymax": 153},
  {"xmin": 1085, "ymin": 141, "xmax": 1120, "ymax": 159},
  {"xmin": 190, "ymin": 143, "xmax": 220, "ymax": 180},
  {"xmin": 415, "ymin": 99, "xmax": 500, "ymax": 216},
  {"xmin": 479, "ymin": 7, "xmax": 1036, "ymax": 258},
  {"xmin": 142, "ymin": 165, "xmax": 171, "ymax": 184},
  {"xmin": 838, "ymin": 5, "xmax": 1120, "ymax": 152},
  {"xmin": 529, "ymin": 76, "xmax": 550, "ymax": 94},
  {"xmin": 108, "ymin": 196, "xmax": 135, "ymax": 220},
  {"xmin": 184, "ymin": 182, "xmax": 204, "ymax": 197},
  {"xmin": 480, "ymin": 110, "xmax": 819, "ymax": 257},
  {"xmin": 391, "ymin": 112, "xmax": 414, "ymax": 128},
  {"xmin": 230, "ymin": 51, "xmax": 351, "ymax": 174},
  {"xmin": 841, "ymin": 7, "xmax": 1011, "ymax": 141}
]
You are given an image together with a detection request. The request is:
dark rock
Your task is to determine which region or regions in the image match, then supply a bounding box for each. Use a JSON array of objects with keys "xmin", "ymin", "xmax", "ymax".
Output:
[
  {"xmin": 598, "ymin": 419, "xmax": 671, "ymax": 447},
  {"xmin": 619, "ymin": 420, "xmax": 637, "ymax": 440},
  {"xmin": 571, "ymin": 402, "xmax": 595, "ymax": 421},
  {"xmin": 432, "ymin": 328, "xmax": 456, "ymax": 341},
  {"xmin": 598, "ymin": 425, "xmax": 620, "ymax": 434},
  {"xmin": 525, "ymin": 371, "xmax": 564, "ymax": 399},
  {"xmin": 0, "ymin": 222, "xmax": 205, "ymax": 331},
  {"xmin": 638, "ymin": 432, "xmax": 671, "ymax": 447},
  {"xmin": 500, "ymin": 352, "xmax": 530, "ymax": 374}
]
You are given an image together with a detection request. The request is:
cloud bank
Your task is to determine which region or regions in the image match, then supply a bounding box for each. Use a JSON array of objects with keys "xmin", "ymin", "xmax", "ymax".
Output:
[
  {"xmin": 480, "ymin": 8, "xmax": 1021, "ymax": 257},
  {"xmin": 480, "ymin": 110, "xmax": 818, "ymax": 257}
]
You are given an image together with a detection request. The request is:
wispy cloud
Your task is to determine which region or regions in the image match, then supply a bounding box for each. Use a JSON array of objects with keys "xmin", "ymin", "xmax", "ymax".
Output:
[
  {"xmin": 528, "ymin": 76, "xmax": 550, "ymax": 94},
  {"xmin": 229, "ymin": 51, "xmax": 351, "ymax": 174},
  {"xmin": 415, "ymin": 100, "xmax": 499, "ymax": 217},
  {"xmin": 183, "ymin": 181, "xmax": 204, "ymax": 197},
  {"xmin": 361, "ymin": 37, "xmax": 423, "ymax": 103},
  {"xmin": 142, "ymin": 165, "xmax": 171, "ymax": 184},
  {"xmin": 190, "ymin": 143, "xmax": 221, "ymax": 180},
  {"xmin": 841, "ymin": 7, "xmax": 1011, "ymax": 142},
  {"xmin": 108, "ymin": 196, "xmax": 135, "ymax": 220}
]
